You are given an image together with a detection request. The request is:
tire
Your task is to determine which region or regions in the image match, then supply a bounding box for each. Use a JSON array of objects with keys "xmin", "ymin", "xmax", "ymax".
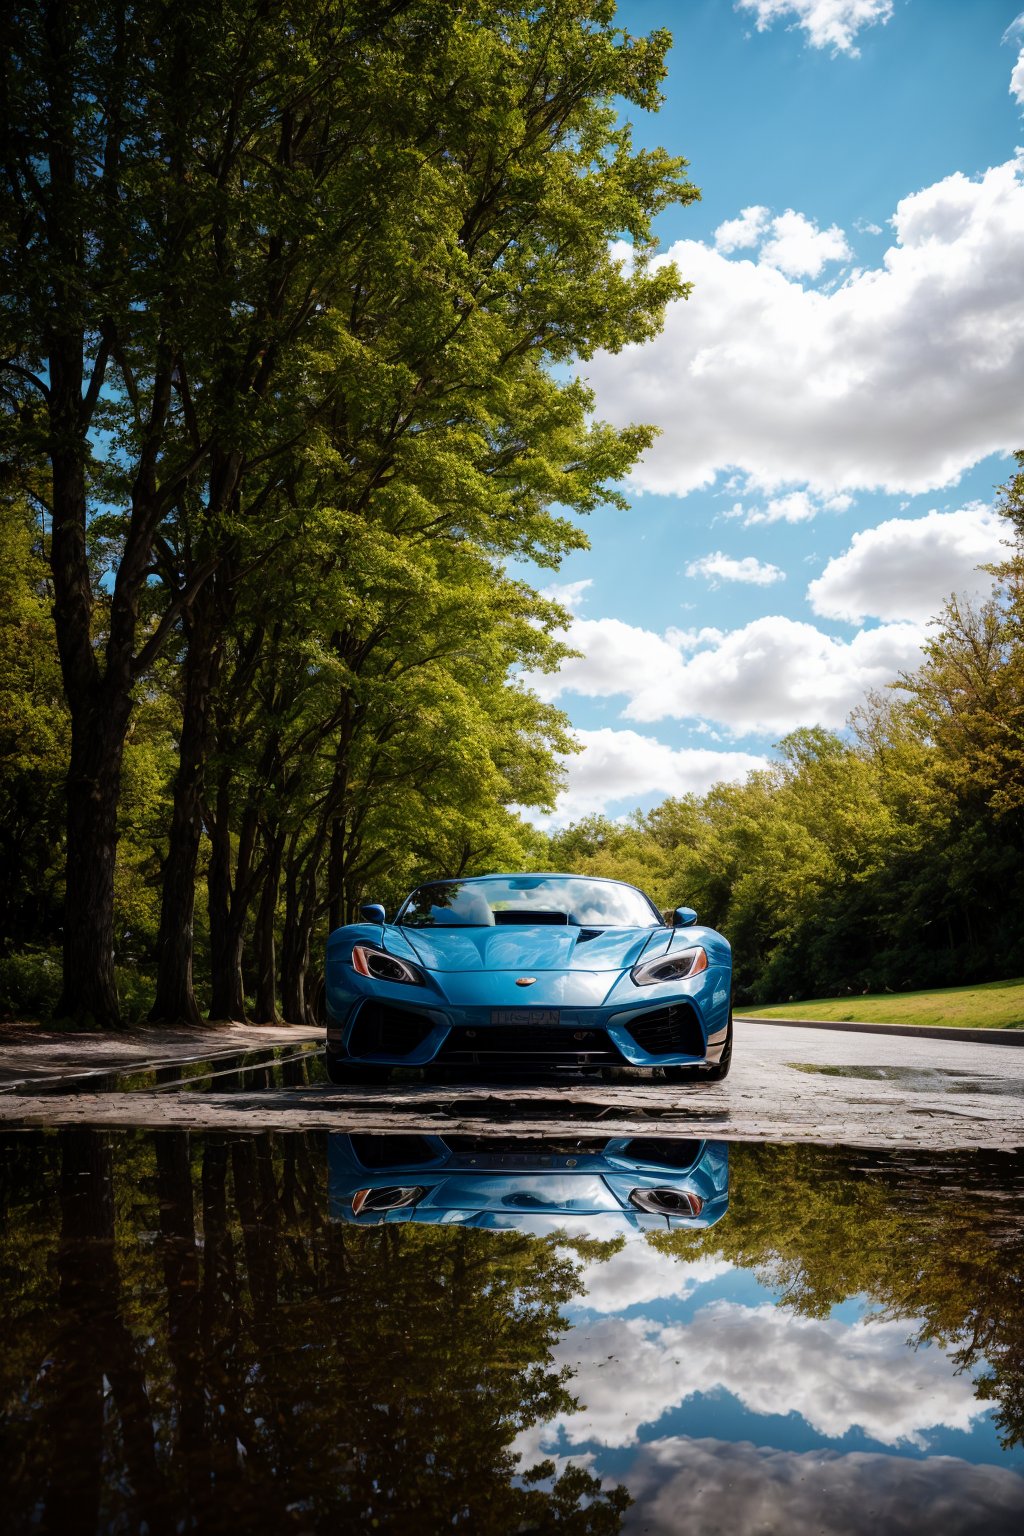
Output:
[
  {"xmin": 324, "ymin": 1051, "xmax": 391, "ymax": 1085},
  {"xmin": 663, "ymin": 1009, "xmax": 732, "ymax": 1085}
]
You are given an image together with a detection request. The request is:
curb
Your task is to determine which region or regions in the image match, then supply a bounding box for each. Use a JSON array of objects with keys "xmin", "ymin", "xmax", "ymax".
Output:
[{"xmin": 736, "ymin": 1015, "xmax": 1024, "ymax": 1046}]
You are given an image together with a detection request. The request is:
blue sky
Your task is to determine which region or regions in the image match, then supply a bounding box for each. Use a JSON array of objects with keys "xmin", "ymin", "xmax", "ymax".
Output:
[{"xmin": 518, "ymin": 0, "xmax": 1024, "ymax": 822}]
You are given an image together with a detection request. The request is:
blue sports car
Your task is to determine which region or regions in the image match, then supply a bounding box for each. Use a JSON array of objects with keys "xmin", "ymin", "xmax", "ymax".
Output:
[
  {"xmin": 324, "ymin": 873, "xmax": 732, "ymax": 1084},
  {"xmin": 327, "ymin": 1133, "xmax": 730, "ymax": 1232}
]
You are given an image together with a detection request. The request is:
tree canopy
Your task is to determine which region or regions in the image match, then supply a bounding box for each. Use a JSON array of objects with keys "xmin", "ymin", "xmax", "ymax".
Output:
[{"xmin": 0, "ymin": 0, "xmax": 694, "ymax": 1026}]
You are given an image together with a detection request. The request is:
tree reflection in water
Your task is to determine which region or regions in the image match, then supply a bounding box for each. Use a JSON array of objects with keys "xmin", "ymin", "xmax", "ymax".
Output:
[
  {"xmin": 649, "ymin": 1143, "xmax": 1024, "ymax": 1453},
  {"xmin": 1, "ymin": 1131, "xmax": 1023, "ymax": 1533},
  {"xmin": 0, "ymin": 1128, "xmax": 629, "ymax": 1534}
]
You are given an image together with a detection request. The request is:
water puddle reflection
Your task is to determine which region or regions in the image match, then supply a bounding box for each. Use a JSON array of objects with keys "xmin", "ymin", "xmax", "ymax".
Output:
[
  {"xmin": 1, "ymin": 1129, "xmax": 1022, "ymax": 1532},
  {"xmin": 790, "ymin": 1062, "xmax": 1024, "ymax": 1097},
  {"xmin": 15, "ymin": 1043, "xmax": 325, "ymax": 1096}
]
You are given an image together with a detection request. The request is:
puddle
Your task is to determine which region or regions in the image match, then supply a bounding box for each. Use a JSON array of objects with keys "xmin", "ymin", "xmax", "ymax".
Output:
[
  {"xmin": 1, "ymin": 1128, "xmax": 1022, "ymax": 1532},
  {"xmin": 789, "ymin": 1062, "xmax": 1024, "ymax": 1096},
  {"xmin": 13, "ymin": 1042, "xmax": 327, "ymax": 1096}
]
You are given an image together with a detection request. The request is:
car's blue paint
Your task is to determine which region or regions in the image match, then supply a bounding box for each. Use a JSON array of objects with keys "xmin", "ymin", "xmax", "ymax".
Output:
[
  {"xmin": 327, "ymin": 1134, "xmax": 729, "ymax": 1232},
  {"xmin": 324, "ymin": 873, "xmax": 732, "ymax": 1071},
  {"xmin": 393, "ymin": 926, "xmax": 662, "ymax": 972}
]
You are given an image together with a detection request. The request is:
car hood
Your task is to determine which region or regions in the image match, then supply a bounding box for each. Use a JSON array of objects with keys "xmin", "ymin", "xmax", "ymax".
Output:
[{"xmin": 393, "ymin": 925, "xmax": 664, "ymax": 973}]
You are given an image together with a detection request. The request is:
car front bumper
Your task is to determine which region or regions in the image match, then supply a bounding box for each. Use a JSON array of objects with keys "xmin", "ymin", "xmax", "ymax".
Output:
[{"xmin": 325, "ymin": 994, "xmax": 724, "ymax": 1070}]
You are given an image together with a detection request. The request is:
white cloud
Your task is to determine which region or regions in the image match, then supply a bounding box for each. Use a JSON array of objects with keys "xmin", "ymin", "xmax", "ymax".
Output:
[
  {"xmin": 577, "ymin": 1248, "xmax": 732, "ymax": 1314},
  {"xmin": 759, "ymin": 208, "xmax": 852, "ymax": 277},
  {"xmin": 713, "ymin": 206, "xmax": 851, "ymax": 277},
  {"xmin": 531, "ymin": 1303, "xmax": 987, "ymax": 1453},
  {"xmin": 530, "ymin": 613, "xmax": 926, "ymax": 736},
  {"xmin": 1006, "ymin": 15, "xmax": 1024, "ymax": 107},
  {"xmin": 714, "ymin": 204, "xmax": 770, "ymax": 252},
  {"xmin": 808, "ymin": 504, "xmax": 1008, "ymax": 624},
  {"xmin": 621, "ymin": 1436, "xmax": 1024, "ymax": 1536},
  {"xmin": 732, "ymin": 489, "xmax": 852, "ymax": 526},
  {"xmin": 737, "ymin": 0, "xmax": 894, "ymax": 57},
  {"xmin": 585, "ymin": 155, "xmax": 1024, "ymax": 498},
  {"xmin": 528, "ymin": 617, "xmax": 684, "ymax": 702},
  {"xmin": 686, "ymin": 551, "xmax": 786, "ymax": 586},
  {"xmin": 540, "ymin": 578, "xmax": 593, "ymax": 613},
  {"xmin": 544, "ymin": 727, "xmax": 768, "ymax": 821},
  {"xmin": 1012, "ymin": 49, "xmax": 1024, "ymax": 107}
]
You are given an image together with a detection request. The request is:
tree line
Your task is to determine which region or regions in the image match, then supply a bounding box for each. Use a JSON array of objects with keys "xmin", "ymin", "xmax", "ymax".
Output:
[
  {"xmin": 0, "ymin": 0, "xmax": 693, "ymax": 1028},
  {"xmin": 547, "ymin": 458, "xmax": 1024, "ymax": 1004}
]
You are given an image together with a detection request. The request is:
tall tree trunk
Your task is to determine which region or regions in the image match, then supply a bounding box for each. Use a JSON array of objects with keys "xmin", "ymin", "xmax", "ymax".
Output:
[
  {"xmin": 327, "ymin": 816, "xmax": 345, "ymax": 934},
  {"xmin": 206, "ymin": 773, "xmax": 247, "ymax": 1021},
  {"xmin": 150, "ymin": 560, "xmax": 231, "ymax": 1023},
  {"xmin": 47, "ymin": 162, "xmax": 129, "ymax": 1026},
  {"xmin": 57, "ymin": 693, "xmax": 132, "ymax": 1026},
  {"xmin": 42, "ymin": 3, "xmax": 181, "ymax": 1027},
  {"xmin": 281, "ymin": 839, "xmax": 326, "ymax": 1027},
  {"xmin": 207, "ymin": 727, "xmax": 274, "ymax": 1022},
  {"xmin": 252, "ymin": 832, "xmax": 283, "ymax": 1023},
  {"xmin": 205, "ymin": 804, "xmax": 248, "ymax": 1019}
]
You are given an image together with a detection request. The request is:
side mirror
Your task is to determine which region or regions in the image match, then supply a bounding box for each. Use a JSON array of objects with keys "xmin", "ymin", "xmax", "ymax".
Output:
[
  {"xmin": 672, "ymin": 906, "xmax": 698, "ymax": 927},
  {"xmin": 360, "ymin": 903, "xmax": 386, "ymax": 924}
]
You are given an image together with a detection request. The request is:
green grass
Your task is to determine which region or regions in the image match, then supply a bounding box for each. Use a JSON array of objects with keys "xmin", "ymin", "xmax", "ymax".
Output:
[{"xmin": 736, "ymin": 977, "xmax": 1024, "ymax": 1030}]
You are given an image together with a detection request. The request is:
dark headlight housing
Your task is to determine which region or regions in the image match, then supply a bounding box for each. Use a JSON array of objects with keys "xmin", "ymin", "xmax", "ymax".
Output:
[
  {"xmin": 351, "ymin": 944, "xmax": 425, "ymax": 986},
  {"xmin": 631, "ymin": 946, "xmax": 707, "ymax": 987},
  {"xmin": 629, "ymin": 1187, "xmax": 704, "ymax": 1216},
  {"xmin": 351, "ymin": 1186, "xmax": 424, "ymax": 1216}
]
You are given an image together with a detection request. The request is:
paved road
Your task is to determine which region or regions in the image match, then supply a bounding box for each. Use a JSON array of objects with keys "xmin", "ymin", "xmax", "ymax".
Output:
[{"xmin": 1, "ymin": 1019, "xmax": 1021, "ymax": 1149}]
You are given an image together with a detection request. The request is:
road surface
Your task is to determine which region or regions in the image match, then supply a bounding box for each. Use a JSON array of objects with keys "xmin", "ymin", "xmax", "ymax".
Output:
[{"xmin": 1, "ymin": 1019, "xmax": 1021, "ymax": 1149}]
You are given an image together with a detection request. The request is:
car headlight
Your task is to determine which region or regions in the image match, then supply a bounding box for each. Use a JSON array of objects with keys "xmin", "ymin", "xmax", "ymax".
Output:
[
  {"xmin": 631, "ymin": 946, "xmax": 707, "ymax": 987},
  {"xmin": 351, "ymin": 944, "xmax": 425, "ymax": 985},
  {"xmin": 351, "ymin": 1186, "xmax": 424, "ymax": 1216},
  {"xmin": 629, "ymin": 1187, "xmax": 704, "ymax": 1216}
]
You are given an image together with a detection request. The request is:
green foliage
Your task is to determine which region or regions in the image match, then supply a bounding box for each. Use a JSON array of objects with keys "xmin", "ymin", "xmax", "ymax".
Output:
[
  {"xmin": 0, "ymin": 948, "xmax": 63, "ymax": 1020},
  {"xmin": 0, "ymin": 0, "xmax": 696, "ymax": 1023},
  {"xmin": 542, "ymin": 496, "xmax": 1024, "ymax": 1002},
  {"xmin": 0, "ymin": 498, "xmax": 68, "ymax": 950}
]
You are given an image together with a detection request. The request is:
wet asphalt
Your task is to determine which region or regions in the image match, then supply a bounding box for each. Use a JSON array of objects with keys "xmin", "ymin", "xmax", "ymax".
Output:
[{"xmin": 0, "ymin": 1020, "xmax": 1021, "ymax": 1150}]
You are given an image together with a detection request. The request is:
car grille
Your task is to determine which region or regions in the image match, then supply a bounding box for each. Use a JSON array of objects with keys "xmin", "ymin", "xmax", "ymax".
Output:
[
  {"xmin": 438, "ymin": 1024, "xmax": 624, "ymax": 1064},
  {"xmin": 348, "ymin": 1003, "xmax": 434, "ymax": 1058},
  {"xmin": 350, "ymin": 1135, "xmax": 441, "ymax": 1168},
  {"xmin": 620, "ymin": 1137, "xmax": 704, "ymax": 1169},
  {"xmin": 625, "ymin": 1004, "xmax": 705, "ymax": 1057}
]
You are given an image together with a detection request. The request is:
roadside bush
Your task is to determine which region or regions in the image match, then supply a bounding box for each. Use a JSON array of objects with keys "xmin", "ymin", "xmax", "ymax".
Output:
[
  {"xmin": 0, "ymin": 949, "xmax": 62, "ymax": 1020},
  {"xmin": 116, "ymin": 967, "xmax": 156, "ymax": 1025}
]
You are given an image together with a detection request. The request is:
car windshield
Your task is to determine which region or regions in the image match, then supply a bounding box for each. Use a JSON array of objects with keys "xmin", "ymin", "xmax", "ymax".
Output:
[{"xmin": 397, "ymin": 876, "xmax": 661, "ymax": 929}]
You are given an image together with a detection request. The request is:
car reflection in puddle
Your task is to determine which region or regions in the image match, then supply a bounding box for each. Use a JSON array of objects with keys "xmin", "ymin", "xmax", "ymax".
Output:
[
  {"xmin": 2, "ymin": 1130, "xmax": 1023, "ymax": 1534},
  {"xmin": 328, "ymin": 1134, "xmax": 729, "ymax": 1231}
]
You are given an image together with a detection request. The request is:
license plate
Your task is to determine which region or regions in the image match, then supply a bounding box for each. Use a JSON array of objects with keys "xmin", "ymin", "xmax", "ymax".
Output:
[{"xmin": 490, "ymin": 1009, "xmax": 560, "ymax": 1026}]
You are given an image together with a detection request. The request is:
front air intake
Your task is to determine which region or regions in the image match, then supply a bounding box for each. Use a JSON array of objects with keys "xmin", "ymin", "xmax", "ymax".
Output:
[
  {"xmin": 626, "ymin": 1003, "xmax": 705, "ymax": 1057},
  {"xmin": 348, "ymin": 1003, "xmax": 434, "ymax": 1058}
]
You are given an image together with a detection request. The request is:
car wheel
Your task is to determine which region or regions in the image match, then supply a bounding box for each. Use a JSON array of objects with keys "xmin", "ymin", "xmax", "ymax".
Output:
[
  {"xmin": 324, "ymin": 1051, "xmax": 391, "ymax": 1085},
  {"xmin": 663, "ymin": 1009, "xmax": 732, "ymax": 1085}
]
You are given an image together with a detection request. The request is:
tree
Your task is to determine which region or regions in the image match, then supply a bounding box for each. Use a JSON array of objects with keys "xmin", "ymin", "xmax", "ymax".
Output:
[{"xmin": 0, "ymin": 0, "xmax": 694, "ymax": 1027}]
